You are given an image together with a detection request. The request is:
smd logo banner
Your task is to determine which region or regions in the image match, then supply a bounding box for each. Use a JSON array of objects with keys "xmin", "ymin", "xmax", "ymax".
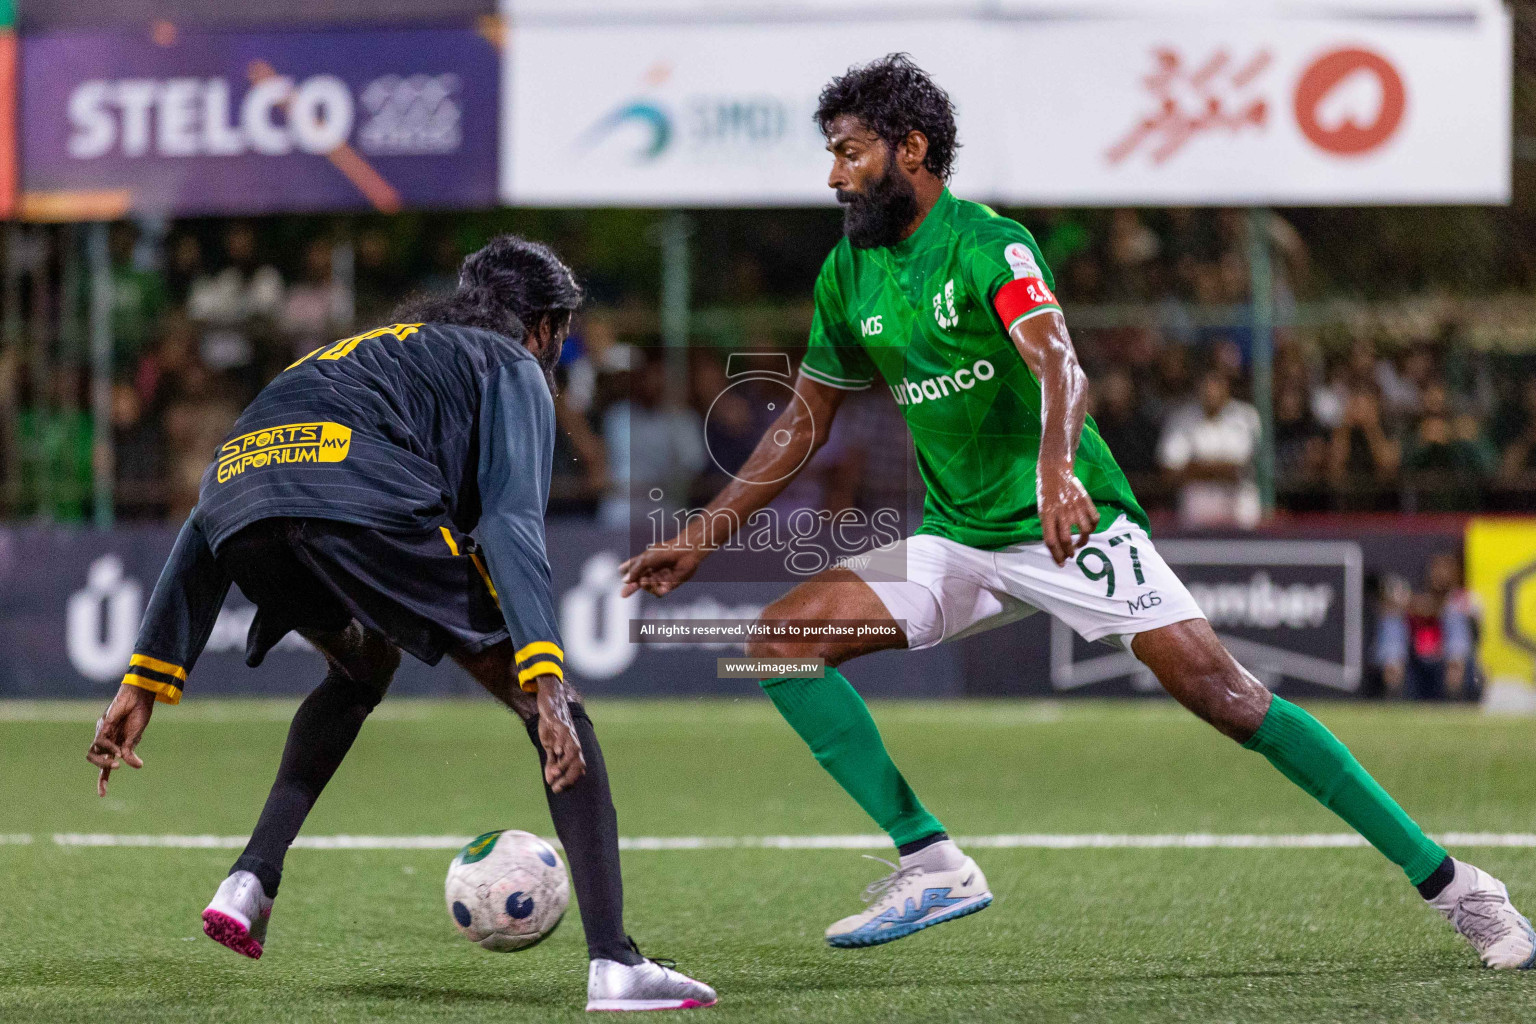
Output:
[
  {"xmin": 20, "ymin": 23, "xmax": 499, "ymax": 219},
  {"xmin": 502, "ymin": 21, "xmax": 989, "ymax": 205}
]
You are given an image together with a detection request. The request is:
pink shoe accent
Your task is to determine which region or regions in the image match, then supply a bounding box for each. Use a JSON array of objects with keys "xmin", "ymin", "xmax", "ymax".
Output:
[{"xmin": 202, "ymin": 909, "xmax": 264, "ymax": 959}]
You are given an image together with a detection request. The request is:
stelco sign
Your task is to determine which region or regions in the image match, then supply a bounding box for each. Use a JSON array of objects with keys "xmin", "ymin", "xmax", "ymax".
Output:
[
  {"xmin": 66, "ymin": 74, "xmax": 357, "ymax": 160},
  {"xmin": 22, "ymin": 25, "xmax": 499, "ymax": 217}
]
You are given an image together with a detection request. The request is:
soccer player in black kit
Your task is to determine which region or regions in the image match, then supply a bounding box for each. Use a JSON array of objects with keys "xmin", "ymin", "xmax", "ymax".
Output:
[{"xmin": 84, "ymin": 237, "xmax": 716, "ymax": 1012}]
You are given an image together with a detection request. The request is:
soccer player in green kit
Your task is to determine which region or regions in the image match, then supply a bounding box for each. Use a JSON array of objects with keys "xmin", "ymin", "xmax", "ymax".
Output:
[{"xmin": 621, "ymin": 54, "xmax": 1533, "ymax": 967}]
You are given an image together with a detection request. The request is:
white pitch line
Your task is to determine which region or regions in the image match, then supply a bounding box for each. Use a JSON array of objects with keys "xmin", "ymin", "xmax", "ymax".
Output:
[
  {"xmin": 39, "ymin": 832, "xmax": 1536, "ymax": 851},
  {"xmin": 0, "ymin": 834, "xmax": 33, "ymax": 845}
]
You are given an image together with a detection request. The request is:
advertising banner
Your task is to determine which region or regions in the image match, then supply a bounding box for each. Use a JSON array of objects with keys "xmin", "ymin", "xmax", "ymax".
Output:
[
  {"xmin": 1008, "ymin": 16, "xmax": 1510, "ymax": 206},
  {"xmin": 0, "ymin": 524, "xmax": 957, "ymax": 703},
  {"xmin": 0, "ymin": 2, "xmax": 13, "ymax": 220},
  {"xmin": 501, "ymin": 1, "xmax": 1502, "ymax": 17},
  {"xmin": 1466, "ymin": 519, "xmax": 1536, "ymax": 705},
  {"xmin": 502, "ymin": 12, "xmax": 1510, "ymax": 206},
  {"xmin": 1045, "ymin": 540, "xmax": 1363, "ymax": 694},
  {"xmin": 0, "ymin": 522, "xmax": 1454, "ymax": 704},
  {"xmin": 503, "ymin": 20, "xmax": 991, "ymax": 206},
  {"xmin": 19, "ymin": 23, "xmax": 500, "ymax": 220}
]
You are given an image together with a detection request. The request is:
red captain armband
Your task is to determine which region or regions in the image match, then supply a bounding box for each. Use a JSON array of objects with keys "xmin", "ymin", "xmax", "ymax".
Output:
[{"xmin": 993, "ymin": 277, "xmax": 1061, "ymax": 332}]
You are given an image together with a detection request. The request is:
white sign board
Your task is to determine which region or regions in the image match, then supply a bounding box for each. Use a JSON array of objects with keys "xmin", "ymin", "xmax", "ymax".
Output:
[
  {"xmin": 1009, "ymin": 18, "xmax": 1511, "ymax": 205},
  {"xmin": 502, "ymin": 13, "xmax": 1510, "ymax": 206},
  {"xmin": 503, "ymin": 1, "xmax": 1504, "ymax": 19},
  {"xmin": 504, "ymin": 22, "xmax": 991, "ymax": 206}
]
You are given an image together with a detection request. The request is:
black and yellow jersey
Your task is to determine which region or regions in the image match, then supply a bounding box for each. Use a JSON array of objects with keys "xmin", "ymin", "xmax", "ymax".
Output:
[{"xmin": 121, "ymin": 321, "xmax": 565, "ymax": 703}]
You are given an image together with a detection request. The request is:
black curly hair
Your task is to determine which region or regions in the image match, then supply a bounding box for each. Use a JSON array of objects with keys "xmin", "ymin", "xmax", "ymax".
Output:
[
  {"xmin": 393, "ymin": 234, "xmax": 583, "ymax": 344},
  {"xmin": 815, "ymin": 53, "xmax": 959, "ymax": 182}
]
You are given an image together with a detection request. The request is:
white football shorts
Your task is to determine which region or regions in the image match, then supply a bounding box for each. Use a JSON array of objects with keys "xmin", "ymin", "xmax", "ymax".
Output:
[{"xmin": 850, "ymin": 515, "xmax": 1205, "ymax": 651}]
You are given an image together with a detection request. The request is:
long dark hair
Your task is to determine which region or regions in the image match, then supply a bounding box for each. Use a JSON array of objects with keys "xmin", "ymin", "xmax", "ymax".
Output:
[{"xmin": 391, "ymin": 234, "xmax": 583, "ymax": 343}]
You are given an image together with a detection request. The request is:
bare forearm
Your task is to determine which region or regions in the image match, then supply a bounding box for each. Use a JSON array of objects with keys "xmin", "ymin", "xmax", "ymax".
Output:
[
  {"xmin": 1015, "ymin": 316, "xmax": 1088, "ymax": 474},
  {"xmin": 1010, "ymin": 312, "xmax": 1100, "ymax": 563},
  {"xmin": 1040, "ymin": 351, "xmax": 1087, "ymax": 473}
]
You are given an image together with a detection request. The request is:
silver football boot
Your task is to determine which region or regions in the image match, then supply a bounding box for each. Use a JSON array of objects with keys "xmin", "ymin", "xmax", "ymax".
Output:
[
  {"xmin": 586, "ymin": 945, "xmax": 717, "ymax": 1011},
  {"xmin": 1427, "ymin": 859, "xmax": 1536, "ymax": 970}
]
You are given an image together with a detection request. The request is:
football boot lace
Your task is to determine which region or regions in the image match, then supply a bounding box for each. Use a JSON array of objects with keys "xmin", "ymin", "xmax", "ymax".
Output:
[{"xmin": 859, "ymin": 855, "xmax": 923, "ymax": 907}]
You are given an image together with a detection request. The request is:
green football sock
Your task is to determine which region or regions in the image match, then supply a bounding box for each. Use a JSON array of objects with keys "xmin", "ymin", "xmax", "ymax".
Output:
[
  {"xmin": 1244, "ymin": 696, "xmax": 1447, "ymax": 885},
  {"xmin": 760, "ymin": 669, "xmax": 945, "ymax": 847}
]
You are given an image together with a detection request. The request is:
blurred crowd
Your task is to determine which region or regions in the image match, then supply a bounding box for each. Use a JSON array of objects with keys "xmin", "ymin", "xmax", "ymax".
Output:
[
  {"xmin": 1372, "ymin": 551, "xmax": 1482, "ymax": 703},
  {"xmin": 4, "ymin": 209, "xmax": 1536, "ymax": 529}
]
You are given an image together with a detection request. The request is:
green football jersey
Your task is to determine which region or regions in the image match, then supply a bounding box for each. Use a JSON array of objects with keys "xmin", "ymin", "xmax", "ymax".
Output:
[{"xmin": 800, "ymin": 189, "xmax": 1148, "ymax": 551}]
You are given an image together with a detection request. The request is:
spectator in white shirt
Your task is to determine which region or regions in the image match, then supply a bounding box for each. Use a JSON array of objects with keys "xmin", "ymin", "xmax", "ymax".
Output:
[{"xmin": 1158, "ymin": 368, "xmax": 1262, "ymax": 529}]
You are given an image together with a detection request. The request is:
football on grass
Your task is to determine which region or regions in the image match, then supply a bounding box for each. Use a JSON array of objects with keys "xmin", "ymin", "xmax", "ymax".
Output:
[{"xmin": 445, "ymin": 829, "xmax": 569, "ymax": 951}]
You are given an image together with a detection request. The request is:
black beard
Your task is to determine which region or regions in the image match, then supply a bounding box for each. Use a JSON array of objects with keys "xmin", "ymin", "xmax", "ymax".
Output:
[
  {"xmin": 838, "ymin": 155, "xmax": 920, "ymax": 250},
  {"xmin": 536, "ymin": 337, "xmax": 563, "ymax": 395}
]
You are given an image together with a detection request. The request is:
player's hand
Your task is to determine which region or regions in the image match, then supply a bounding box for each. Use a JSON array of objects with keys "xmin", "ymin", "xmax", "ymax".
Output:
[
  {"xmin": 1039, "ymin": 466, "xmax": 1100, "ymax": 567},
  {"xmin": 618, "ymin": 540, "xmax": 707, "ymax": 598},
  {"xmin": 534, "ymin": 677, "xmax": 585, "ymax": 794},
  {"xmin": 87, "ymin": 683, "xmax": 155, "ymax": 797}
]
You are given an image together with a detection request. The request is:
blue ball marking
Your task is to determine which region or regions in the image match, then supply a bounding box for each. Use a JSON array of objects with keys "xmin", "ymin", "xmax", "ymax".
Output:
[
  {"xmin": 536, "ymin": 845, "xmax": 557, "ymax": 868},
  {"xmin": 451, "ymin": 901, "xmax": 473, "ymax": 928},
  {"xmin": 506, "ymin": 891, "xmax": 535, "ymax": 919}
]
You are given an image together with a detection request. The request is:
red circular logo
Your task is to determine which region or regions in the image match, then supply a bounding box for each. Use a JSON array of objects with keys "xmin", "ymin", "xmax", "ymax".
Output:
[{"xmin": 1294, "ymin": 48, "xmax": 1407, "ymax": 156}]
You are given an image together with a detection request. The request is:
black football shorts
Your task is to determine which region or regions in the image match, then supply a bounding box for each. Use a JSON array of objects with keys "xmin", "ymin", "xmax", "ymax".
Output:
[{"xmin": 217, "ymin": 517, "xmax": 508, "ymax": 667}]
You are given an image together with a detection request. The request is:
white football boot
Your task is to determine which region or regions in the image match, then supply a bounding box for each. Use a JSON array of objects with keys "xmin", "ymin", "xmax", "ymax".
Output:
[
  {"xmin": 202, "ymin": 870, "xmax": 274, "ymax": 960},
  {"xmin": 1427, "ymin": 859, "xmax": 1536, "ymax": 970},
  {"xmin": 586, "ymin": 952, "xmax": 717, "ymax": 1012},
  {"xmin": 825, "ymin": 841, "xmax": 992, "ymax": 948}
]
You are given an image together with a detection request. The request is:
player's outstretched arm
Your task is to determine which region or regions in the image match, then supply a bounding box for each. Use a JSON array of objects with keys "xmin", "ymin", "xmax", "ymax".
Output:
[
  {"xmin": 1009, "ymin": 311, "xmax": 1100, "ymax": 565},
  {"xmin": 619, "ymin": 372, "xmax": 849, "ymax": 598},
  {"xmin": 87, "ymin": 514, "xmax": 232, "ymax": 795},
  {"xmin": 473, "ymin": 359, "xmax": 587, "ymax": 794}
]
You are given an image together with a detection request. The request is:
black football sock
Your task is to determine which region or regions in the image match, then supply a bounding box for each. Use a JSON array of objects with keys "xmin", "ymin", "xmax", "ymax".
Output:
[
  {"xmin": 1416, "ymin": 855, "xmax": 1457, "ymax": 900},
  {"xmin": 231, "ymin": 671, "xmax": 382, "ymax": 898},
  {"xmin": 524, "ymin": 704, "xmax": 643, "ymax": 966},
  {"xmin": 897, "ymin": 832, "xmax": 950, "ymax": 858}
]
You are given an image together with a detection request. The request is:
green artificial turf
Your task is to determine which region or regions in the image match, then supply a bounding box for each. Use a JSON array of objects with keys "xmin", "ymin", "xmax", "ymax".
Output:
[{"xmin": 1, "ymin": 698, "xmax": 1533, "ymax": 1022}]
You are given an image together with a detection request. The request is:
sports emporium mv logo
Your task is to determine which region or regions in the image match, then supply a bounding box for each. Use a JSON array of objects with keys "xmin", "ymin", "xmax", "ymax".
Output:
[{"xmin": 1108, "ymin": 45, "xmax": 1407, "ymax": 165}]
